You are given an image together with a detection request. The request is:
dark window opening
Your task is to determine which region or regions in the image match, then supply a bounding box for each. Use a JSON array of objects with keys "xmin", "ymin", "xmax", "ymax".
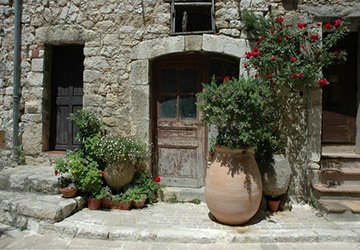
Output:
[{"xmin": 172, "ymin": 0, "xmax": 214, "ymax": 35}]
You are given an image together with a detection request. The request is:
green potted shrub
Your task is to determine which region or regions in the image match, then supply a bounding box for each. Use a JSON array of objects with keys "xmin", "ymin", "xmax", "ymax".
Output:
[
  {"xmin": 197, "ymin": 76, "xmax": 280, "ymax": 225},
  {"xmin": 92, "ymin": 136, "xmax": 149, "ymax": 190}
]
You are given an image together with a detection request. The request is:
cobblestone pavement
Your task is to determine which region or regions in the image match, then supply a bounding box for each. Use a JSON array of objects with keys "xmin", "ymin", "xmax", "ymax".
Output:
[
  {"xmin": 1, "ymin": 202, "xmax": 360, "ymax": 249},
  {"xmin": 0, "ymin": 228, "xmax": 360, "ymax": 249}
]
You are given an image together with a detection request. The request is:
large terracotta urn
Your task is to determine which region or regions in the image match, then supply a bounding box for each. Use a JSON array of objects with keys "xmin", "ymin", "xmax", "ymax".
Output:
[
  {"xmin": 205, "ymin": 146, "xmax": 263, "ymax": 225},
  {"xmin": 104, "ymin": 161, "xmax": 135, "ymax": 190}
]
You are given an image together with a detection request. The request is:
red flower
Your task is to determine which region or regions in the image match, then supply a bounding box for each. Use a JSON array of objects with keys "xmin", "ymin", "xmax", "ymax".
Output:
[
  {"xmin": 267, "ymin": 73, "xmax": 273, "ymax": 79},
  {"xmin": 318, "ymin": 79, "xmax": 329, "ymax": 87},
  {"xmin": 277, "ymin": 37, "xmax": 283, "ymax": 43},
  {"xmin": 335, "ymin": 19, "xmax": 342, "ymax": 27},
  {"xmin": 243, "ymin": 63, "xmax": 248, "ymax": 68},
  {"xmin": 100, "ymin": 170, "xmax": 105, "ymax": 176},
  {"xmin": 223, "ymin": 76, "xmax": 230, "ymax": 82},
  {"xmin": 291, "ymin": 73, "xmax": 297, "ymax": 79},
  {"xmin": 154, "ymin": 176, "xmax": 161, "ymax": 183},
  {"xmin": 316, "ymin": 22, "xmax": 322, "ymax": 27},
  {"xmin": 290, "ymin": 57, "xmax": 297, "ymax": 63},
  {"xmin": 275, "ymin": 16, "xmax": 284, "ymax": 23},
  {"xmin": 54, "ymin": 170, "xmax": 59, "ymax": 176},
  {"xmin": 310, "ymin": 34, "xmax": 319, "ymax": 42},
  {"xmin": 298, "ymin": 72, "xmax": 303, "ymax": 78},
  {"xmin": 300, "ymin": 44, "xmax": 305, "ymax": 49},
  {"xmin": 253, "ymin": 47, "xmax": 259, "ymax": 52},
  {"xmin": 271, "ymin": 29, "xmax": 275, "ymax": 34},
  {"xmin": 324, "ymin": 23, "xmax": 333, "ymax": 29},
  {"xmin": 297, "ymin": 22, "xmax": 307, "ymax": 29}
]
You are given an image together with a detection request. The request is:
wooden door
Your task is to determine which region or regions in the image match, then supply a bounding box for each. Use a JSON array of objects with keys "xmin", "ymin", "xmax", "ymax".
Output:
[
  {"xmin": 322, "ymin": 32, "xmax": 358, "ymax": 144},
  {"xmin": 50, "ymin": 45, "xmax": 84, "ymax": 150},
  {"xmin": 153, "ymin": 56, "xmax": 208, "ymax": 187}
]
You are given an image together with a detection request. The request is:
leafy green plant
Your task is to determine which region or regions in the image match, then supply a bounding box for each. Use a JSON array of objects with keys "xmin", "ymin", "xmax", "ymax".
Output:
[
  {"xmin": 55, "ymin": 150, "xmax": 103, "ymax": 197},
  {"xmin": 68, "ymin": 109, "xmax": 104, "ymax": 143},
  {"xmin": 242, "ymin": 11, "xmax": 349, "ymax": 90},
  {"xmin": 129, "ymin": 172, "xmax": 162, "ymax": 204},
  {"xmin": 197, "ymin": 77, "xmax": 284, "ymax": 151},
  {"xmin": 167, "ymin": 194, "xmax": 179, "ymax": 204},
  {"xmin": 190, "ymin": 198, "xmax": 201, "ymax": 205}
]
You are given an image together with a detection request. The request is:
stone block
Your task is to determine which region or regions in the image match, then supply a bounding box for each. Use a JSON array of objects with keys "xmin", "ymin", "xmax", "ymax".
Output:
[
  {"xmin": 31, "ymin": 58, "xmax": 43, "ymax": 72},
  {"xmin": 185, "ymin": 35, "xmax": 203, "ymax": 51},
  {"xmin": 130, "ymin": 85, "xmax": 150, "ymax": 141},
  {"xmin": 131, "ymin": 36, "xmax": 185, "ymax": 60},
  {"xmin": 129, "ymin": 60, "xmax": 149, "ymax": 86},
  {"xmin": 22, "ymin": 123, "xmax": 43, "ymax": 156},
  {"xmin": 26, "ymin": 72, "xmax": 43, "ymax": 87},
  {"xmin": 25, "ymin": 101, "xmax": 41, "ymax": 114}
]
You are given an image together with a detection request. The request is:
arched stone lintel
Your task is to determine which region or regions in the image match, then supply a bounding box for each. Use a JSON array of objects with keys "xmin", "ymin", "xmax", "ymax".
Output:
[{"xmin": 130, "ymin": 34, "xmax": 250, "ymax": 61}]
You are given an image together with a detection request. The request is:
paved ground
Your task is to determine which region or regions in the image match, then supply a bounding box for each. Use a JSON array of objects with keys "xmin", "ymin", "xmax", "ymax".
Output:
[{"xmin": 1, "ymin": 201, "xmax": 359, "ymax": 249}]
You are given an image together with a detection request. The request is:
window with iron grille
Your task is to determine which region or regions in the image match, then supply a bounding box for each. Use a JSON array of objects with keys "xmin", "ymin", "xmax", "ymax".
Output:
[{"xmin": 171, "ymin": 0, "xmax": 215, "ymax": 35}]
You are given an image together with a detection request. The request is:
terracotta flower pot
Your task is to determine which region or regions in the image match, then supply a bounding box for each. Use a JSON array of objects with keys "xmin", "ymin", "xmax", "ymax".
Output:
[
  {"xmin": 267, "ymin": 198, "xmax": 281, "ymax": 212},
  {"xmin": 60, "ymin": 187, "xmax": 77, "ymax": 198},
  {"xmin": 111, "ymin": 200, "xmax": 132, "ymax": 210},
  {"xmin": 88, "ymin": 198, "xmax": 101, "ymax": 210},
  {"xmin": 104, "ymin": 161, "xmax": 135, "ymax": 190},
  {"xmin": 101, "ymin": 198, "xmax": 114, "ymax": 209},
  {"xmin": 205, "ymin": 146, "xmax": 262, "ymax": 225}
]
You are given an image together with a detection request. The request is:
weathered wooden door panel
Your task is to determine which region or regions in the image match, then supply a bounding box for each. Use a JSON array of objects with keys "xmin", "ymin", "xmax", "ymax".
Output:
[
  {"xmin": 153, "ymin": 55, "xmax": 207, "ymax": 188},
  {"xmin": 50, "ymin": 45, "xmax": 84, "ymax": 150},
  {"xmin": 152, "ymin": 54, "xmax": 240, "ymax": 187},
  {"xmin": 322, "ymin": 32, "xmax": 358, "ymax": 144}
]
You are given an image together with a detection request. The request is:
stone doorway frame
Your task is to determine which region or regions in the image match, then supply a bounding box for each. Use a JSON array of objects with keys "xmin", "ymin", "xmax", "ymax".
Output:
[{"xmin": 129, "ymin": 34, "xmax": 249, "ymax": 177}]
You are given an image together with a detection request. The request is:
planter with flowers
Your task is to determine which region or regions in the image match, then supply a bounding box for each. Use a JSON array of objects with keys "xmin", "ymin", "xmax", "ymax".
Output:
[
  {"xmin": 88, "ymin": 135, "xmax": 150, "ymax": 190},
  {"xmin": 242, "ymin": 10, "xmax": 349, "ymax": 204},
  {"xmin": 197, "ymin": 76, "xmax": 282, "ymax": 225}
]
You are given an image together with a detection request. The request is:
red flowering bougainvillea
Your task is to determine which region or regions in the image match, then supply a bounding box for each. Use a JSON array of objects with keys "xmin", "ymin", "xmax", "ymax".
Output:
[{"xmin": 243, "ymin": 12, "xmax": 349, "ymax": 89}]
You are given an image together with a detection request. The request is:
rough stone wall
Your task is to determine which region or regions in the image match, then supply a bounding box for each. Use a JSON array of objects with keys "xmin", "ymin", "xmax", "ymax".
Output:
[
  {"xmin": 0, "ymin": 0, "xmax": 359, "ymax": 201},
  {"xmin": 0, "ymin": 0, "xmax": 16, "ymax": 168}
]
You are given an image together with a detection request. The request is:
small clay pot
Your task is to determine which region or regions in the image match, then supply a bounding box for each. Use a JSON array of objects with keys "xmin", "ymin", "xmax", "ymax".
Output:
[
  {"xmin": 88, "ymin": 198, "xmax": 101, "ymax": 210},
  {"xmin": 60, "ymin": 187, "xmax": 77, "ymax": 198}
]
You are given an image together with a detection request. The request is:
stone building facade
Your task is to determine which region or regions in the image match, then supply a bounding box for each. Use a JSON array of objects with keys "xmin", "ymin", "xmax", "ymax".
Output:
[{"xmin": 1, "ymin": 0, "xmax": 360, "ymax": 201}]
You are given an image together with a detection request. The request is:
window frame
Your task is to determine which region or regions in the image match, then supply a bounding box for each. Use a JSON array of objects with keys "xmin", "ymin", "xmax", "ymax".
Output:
[{"xmin": 171, "ymin": 0, "xmax": 215, "ymax": 35}]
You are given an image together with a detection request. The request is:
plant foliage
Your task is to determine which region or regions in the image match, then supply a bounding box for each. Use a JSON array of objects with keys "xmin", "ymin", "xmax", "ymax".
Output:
[{"xmin": 197, "ymin": 77, "xmax": 284, "ymax": 151}]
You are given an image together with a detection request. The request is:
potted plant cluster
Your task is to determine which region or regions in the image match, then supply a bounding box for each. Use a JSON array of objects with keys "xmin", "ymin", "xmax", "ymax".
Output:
[
  {"xmin": 241, "ymin": 10, "xmax": 349, "ymax": 211},
  {"xmin": 197, "ymin": 76, "xmax": 282, "ymax": 225},
  {"xmin": 54, "ymin": 109, "xmax": 161, "ymax": 210}
]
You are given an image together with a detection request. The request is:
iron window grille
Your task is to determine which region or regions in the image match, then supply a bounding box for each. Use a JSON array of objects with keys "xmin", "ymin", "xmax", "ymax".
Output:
[{"xmin": 171, "ymin": 0, "xmax": 215, "ymax": 35}]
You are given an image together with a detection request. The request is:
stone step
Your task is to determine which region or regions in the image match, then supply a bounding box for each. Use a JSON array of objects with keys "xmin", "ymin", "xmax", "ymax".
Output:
[
  {"xmin": 39, "ymin": 203, "xmax": 360, "ymax": 243},
  {"xmin": 320, "ymin": 168, "xmax": 360, "ymax": 185},
  {"xmin": 0, "ymin": 190, "xmax": 85, "ymax": 231},
  {"xmin": 312, "ymin": 183, "xmax": 360, "ymax": 198},
  {"xmin": 0, "ymin": 165, "xmax": 60, "ymax": 194},
  {"xmin": 320, "ymin": 157, "xmax": 360, "ymax": 169},
  {"xmin": 161, "ymin": 187, "xmax": 205, "ymax": 203},
  {"xmin": 317, "ymin": 199, "xmax": 360, "ymax": 220}
]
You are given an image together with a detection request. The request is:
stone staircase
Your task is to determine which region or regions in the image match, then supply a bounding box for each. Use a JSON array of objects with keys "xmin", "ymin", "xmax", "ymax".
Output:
[
  {"xmin": 0, "ymin": 165, "xmax": 85, "ymax": 231},
  {"xmin": 312, "ymin": 152, "xmax": 360, "ymax": 219}
]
